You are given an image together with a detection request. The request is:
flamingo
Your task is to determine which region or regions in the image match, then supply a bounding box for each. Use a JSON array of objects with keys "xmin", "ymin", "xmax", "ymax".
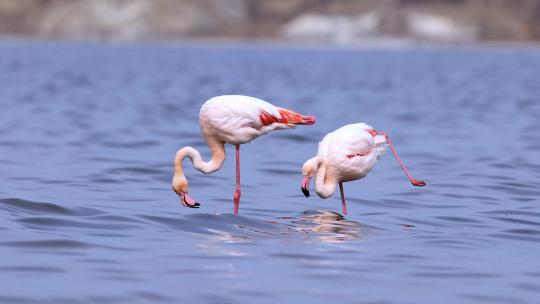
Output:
[
  {"xmin": 172, "ymin": 95, "xmax": 315, "ymax": 214},
  {"xmin": 301, "ymin": 123, "xmax": 426, "ymax": 215}
]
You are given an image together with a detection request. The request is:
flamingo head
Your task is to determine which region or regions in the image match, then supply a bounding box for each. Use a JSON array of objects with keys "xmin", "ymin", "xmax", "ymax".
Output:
[
  {"xmin": 301, "ymin": 157, "xmax": 318, "ymax": 197},
  {"xmin": 301, "ymin": 175, "xmax": 312, "ymax": 197},
  {"xmin": 172, "ymin": 175, "xmax": 200, "ymax": 208}
]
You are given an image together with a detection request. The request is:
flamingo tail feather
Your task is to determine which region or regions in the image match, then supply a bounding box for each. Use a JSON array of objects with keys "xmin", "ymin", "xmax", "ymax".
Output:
[{"xmin": 260, "ymin": 108, "xmax": 315, "ymax": 126}]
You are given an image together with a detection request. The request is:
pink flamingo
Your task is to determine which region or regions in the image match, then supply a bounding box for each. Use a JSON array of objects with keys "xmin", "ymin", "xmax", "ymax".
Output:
[
  {"xmin": 173, "ymin": 95, "xmax": 315, "ymax": 214},
  {"xmin": 301, "ymin": 123, "xmax": 426, "ymax": 215}
]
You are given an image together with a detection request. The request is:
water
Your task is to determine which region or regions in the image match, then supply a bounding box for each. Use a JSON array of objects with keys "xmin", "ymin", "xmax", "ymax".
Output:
[{"xmin": 1, "ymin": 42, "xmax": 540, "ymax": 303}]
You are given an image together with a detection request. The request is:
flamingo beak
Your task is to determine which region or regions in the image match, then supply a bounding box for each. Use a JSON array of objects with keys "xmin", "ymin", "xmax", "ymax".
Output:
[
  {"xmin": 180, "ymin": 192, "xmax": 200, "ymax": 208},
  {"xmin": 301, "ymin": 175, "xmax": 311, "ymax": 197}
]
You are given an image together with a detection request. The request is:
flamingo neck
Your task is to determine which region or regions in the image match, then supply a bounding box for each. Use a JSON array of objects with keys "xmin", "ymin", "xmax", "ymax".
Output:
[
  {"xmin": 173, "ymin": 138, "xmax": 226, "ymax": 192},
  {"xmin": 314, "ymin": 162, "xmax": 337, "ymax": 199},
  {"xmin": 302, "ymin": 157, "xmax": 318, "ymax": 176}
]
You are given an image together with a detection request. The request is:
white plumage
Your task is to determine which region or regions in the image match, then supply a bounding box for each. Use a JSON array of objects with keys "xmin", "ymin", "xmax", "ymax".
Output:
[
  {"xmin": 302, "ymin": 123, "xmax": 425, "ymax": 215},
  {"xmin": 200, "ymin": 95, "xmax": 299, "ymax": 145},
  {"xmin": 317, "ymin": 123, "xmax": 387, "ymax": 183},
  {"xmin": 173, "ymin": 95, "xmax": 315, "ymax": 214}
]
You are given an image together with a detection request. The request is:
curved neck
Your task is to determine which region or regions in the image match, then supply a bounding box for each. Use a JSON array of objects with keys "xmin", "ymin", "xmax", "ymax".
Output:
[
  {"xmin": 314, "ymin": 162, "xmax": 337, "ymax": 199},
  {"xmin": 173, "ymin": 138, "xmax": 226, "ymax": 192},
  {"xmin": 303, "ymin": 157, "xmax": 318, "ymax": 175}
]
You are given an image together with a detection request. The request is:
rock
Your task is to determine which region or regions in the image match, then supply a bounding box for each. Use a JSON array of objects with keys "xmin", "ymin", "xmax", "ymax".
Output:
[
  {"xmin": 282, "ymin": 12, "xmax": 379, "ymax": 43},
  {"xmin": 21, "ymin": 0, "xmax": 248, "ymax": 40},
  {"xmin": 407, "ymin": 12, "xmax": 478, "ymax": 42},
  {"xmin": 0, "ymin": 0, "xmax": 539, "ymax": 42}
]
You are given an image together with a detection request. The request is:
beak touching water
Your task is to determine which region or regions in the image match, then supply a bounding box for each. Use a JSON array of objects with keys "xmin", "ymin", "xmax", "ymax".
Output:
[
  {"xmin": 301, "ymin": 175, "xmax": 312, "ymax": 197},
  {"xmin": 180, "ymin": 192, "xmax": 200, "ymax": 208}
]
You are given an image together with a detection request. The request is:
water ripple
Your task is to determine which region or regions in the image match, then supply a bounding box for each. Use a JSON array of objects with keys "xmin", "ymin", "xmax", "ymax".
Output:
[
  {"xmin": 0, "ymin": 198, "xmax": 103, "ymax": 216},
  {"xmin": 1, "ymin": 43, "xmax": 539, "ymax": 304}
]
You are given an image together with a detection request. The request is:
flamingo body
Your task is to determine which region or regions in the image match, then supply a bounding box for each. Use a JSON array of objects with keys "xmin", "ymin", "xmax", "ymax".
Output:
[
  {"xmin": 316, "ymin": 123, "xmax": 387, "ymax": 184},
  {"xmin": 302, "ymin": 123, "xmax": 425, "ymax": 215},
  {"xmin": 200, "ymin": 95, "xmax": 312, "ymax": 145},
  {"xmin": 173, "ymin": 95, "xmax": 315, "ymax": 213}
]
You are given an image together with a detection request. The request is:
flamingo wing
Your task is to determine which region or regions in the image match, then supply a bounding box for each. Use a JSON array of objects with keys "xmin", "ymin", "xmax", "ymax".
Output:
[
  {"xmin": 200, "ymin": 95, "xmax": 314, "ymax": 144},
  {"xmin": 317, "ymin": 124, "xmax": 383, "ymax": 180},
  {"xmin": 260, "ymin": 107, "xmax": 316, "ymax": 126}
]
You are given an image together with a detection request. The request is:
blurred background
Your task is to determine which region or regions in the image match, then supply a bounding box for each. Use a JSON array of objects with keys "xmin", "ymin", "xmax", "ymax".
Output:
[
  {"xmin": 1, "ymin": 0, "xmax": 540, "ymax": 44},
  {"xmin": 2, "ymin": 2, "xmax": 540, "ymax": 304}
]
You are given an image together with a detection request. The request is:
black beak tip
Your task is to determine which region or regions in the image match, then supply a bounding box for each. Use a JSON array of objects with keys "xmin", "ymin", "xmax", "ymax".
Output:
[
  {"xmin": 181, "ymin": 198, "xmax": 201, "ymax": 208},
  {"xmin": 301, "ymin": 187, "xmax": 310, "ymax": 198},
  {"xmin": 186, "ymin": 202, "xmax": 200, "ymax": 208}
]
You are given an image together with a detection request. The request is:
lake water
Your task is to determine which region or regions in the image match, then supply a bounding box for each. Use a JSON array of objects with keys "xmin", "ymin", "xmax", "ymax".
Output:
[{"xmin": 1, "ymin": 42, "xmax": 539, "ymax": 303}]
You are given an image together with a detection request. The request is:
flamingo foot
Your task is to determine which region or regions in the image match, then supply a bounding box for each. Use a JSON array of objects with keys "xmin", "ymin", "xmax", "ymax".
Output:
[
  {"xmin": 180, "ymin": 192, "xmax": 200, "ymax": 208},
  {"xmin": 233, "ymin": 189, "xmax": 241, "ymax": 214},
  {"xmin": 411, "ymin": 179, "xmax": 426, "ymax": 187},
  {"xmin": 301, "ymin": 175, "xmax": 311, "ymax": 197},
  {"xmin": 378, "ymin": 131, "xmax": 427, "ymax": 188}
]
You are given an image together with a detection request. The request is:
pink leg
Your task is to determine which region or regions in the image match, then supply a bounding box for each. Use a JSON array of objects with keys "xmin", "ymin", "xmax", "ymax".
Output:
[
  {"xmin": 380, "ymin": 132, "xmax": 426, "ymax": 187},
  {"xmin": 233, "ymin": 144, "xmax": 241, "ymax": 214},
  {"xmin": 339, "ymin": 182, "xmax": 348, "ymax": 216}
]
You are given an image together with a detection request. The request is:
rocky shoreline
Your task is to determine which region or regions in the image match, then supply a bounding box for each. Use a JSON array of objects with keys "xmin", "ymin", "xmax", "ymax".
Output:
[{"xmin": 1, "ymin": 0, "xmax": 539, "ymax": 43}]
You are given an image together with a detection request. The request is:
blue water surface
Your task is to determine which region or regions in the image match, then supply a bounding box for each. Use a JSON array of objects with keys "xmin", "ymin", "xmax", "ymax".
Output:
[{"xmin": 0, "ymin": 41, "xmax": 539, "ymax": 303}]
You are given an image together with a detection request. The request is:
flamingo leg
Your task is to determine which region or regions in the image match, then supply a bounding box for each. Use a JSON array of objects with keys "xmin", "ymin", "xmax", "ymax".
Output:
[
  {"xmin": 339, "ymin": 182, "xmax": 347, "ymax": 216},
  {"xmin": 380, "ymin": 132, "xmax": 426, "ymax": 187},
  {"xmin": 233, "ymin": 144, "xmax": 241, "ymax": 214}
]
